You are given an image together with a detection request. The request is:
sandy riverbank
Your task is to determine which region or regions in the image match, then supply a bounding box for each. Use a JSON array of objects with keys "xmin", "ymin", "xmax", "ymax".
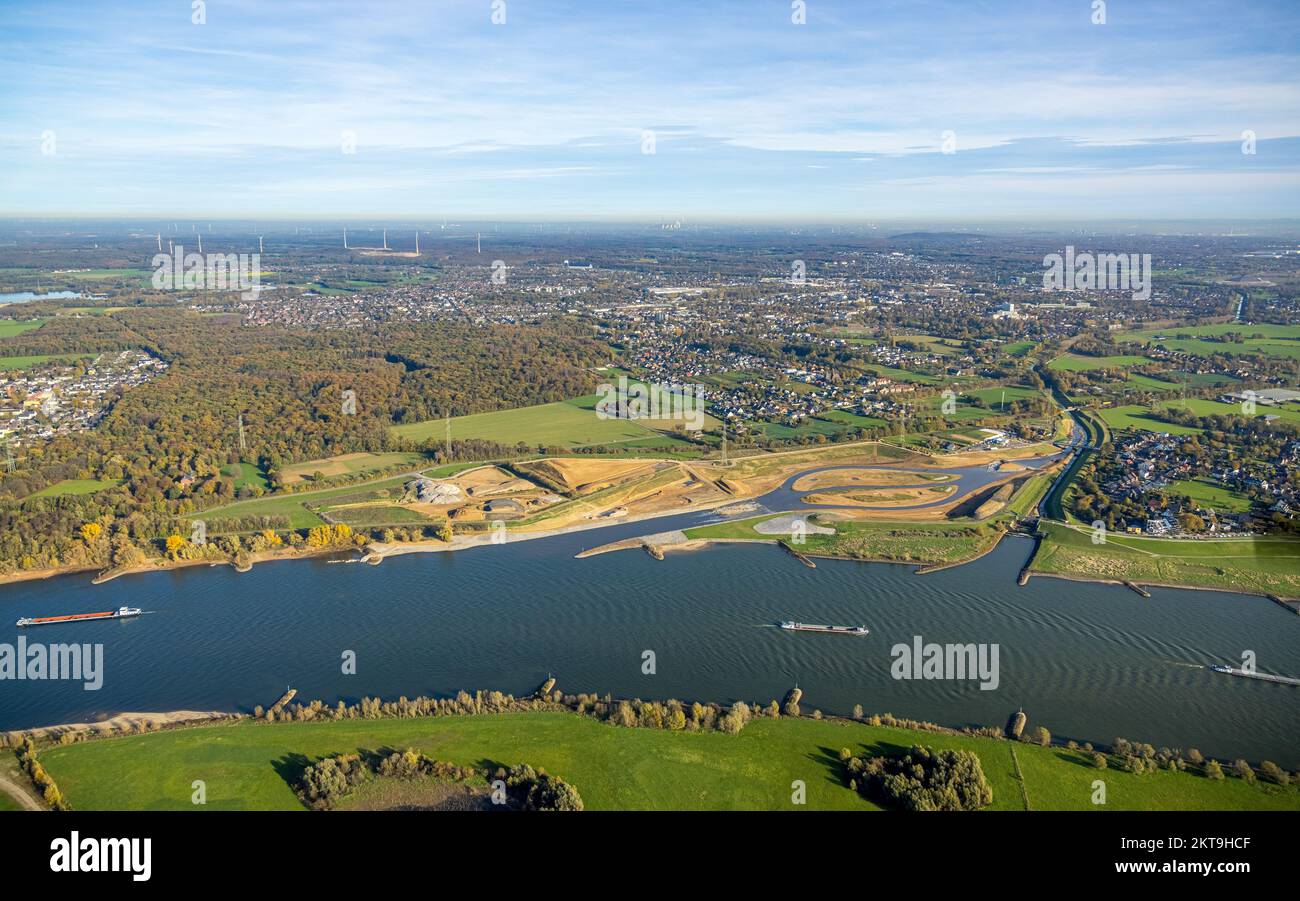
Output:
[{"xmin": 1, "ymin": 710, "xmax": 241, "ymax": 744}]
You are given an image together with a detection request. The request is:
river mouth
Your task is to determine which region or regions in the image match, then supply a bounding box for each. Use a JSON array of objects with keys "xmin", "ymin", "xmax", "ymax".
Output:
[{"xmin": 1, "ymin": 530, "xmax": 1296, "ymax": 768}]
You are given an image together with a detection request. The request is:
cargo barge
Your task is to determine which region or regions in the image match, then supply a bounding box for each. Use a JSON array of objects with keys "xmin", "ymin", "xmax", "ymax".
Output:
[
  {"xmin": 16, "ymin": 605, "xmax": 142, "ymax": 628},
  {"xmin": 1207, "ymin": 663, "xmax": 1300, "ymax": 686},
  {"xmin": 780, "ymin": 620, "xmax": 868, "ymax": 636}
]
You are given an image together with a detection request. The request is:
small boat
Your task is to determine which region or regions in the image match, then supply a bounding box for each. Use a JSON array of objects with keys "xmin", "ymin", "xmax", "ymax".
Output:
[
  {"xmin": 780, "ymin": 620, "xmax": 869, "ymax": 636},
  {"xmin": 16, "ymin": 605, "xmax": 142, "ymax": 628}
]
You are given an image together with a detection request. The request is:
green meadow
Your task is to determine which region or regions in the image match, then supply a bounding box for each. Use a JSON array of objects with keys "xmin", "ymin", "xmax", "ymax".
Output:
[
  {"xmin": 1031, "ymin": 521, "xmax": 1300, "ymax": 598},
  {"xmin": 1098, "ymin": 404, "xmax": 1205, "ymax": 436},
  {"xmin": 0, "ymin": 352, "xmax": 92, "ymax": 371},
  {"xmin": 1120, "ymin": 323, "xmax": 1300, "ymax": 361},
  {"xmin": 1048, "ymin": 353, "xmax": 1151, "ymax": 372},
  {"xmin": 392, "ymin": 395, "xmax": 697, "ymax": 447},
  {"xmin": 1166, "ymin": 478, "xmax": 1252, "ymax": 514},
  {"xmin": 0, "ymin": 318, "xmax": 44, "ymax": 338},
  {"xmin": 860, "ymin": 363, "xmax": 942, "ymax": 384},
  {"xmin": 204, "ymin": 475, "xmax": 415, "ymax": 529},
  {"xmin": 34, "ymin": 711, "xmax": 1300, "ymax": 811},
  {"xmin": 223, "ymin": 462, "xmax": 270, "ymax": 492},
  {"xmin": 684, "ymin": 514, "xmax": 1010, "ymax": 565},
  {"xmin": 1121, "ymin": 372, "xmax": 1181, "ymax": 391},
  {"xmin": 27, "ymin": 478, "xmax": 125, "ymax": 498},
  {"xmin": 203, "ymin": 462, "xmax": 483, "ymax": 529},
  {"xmin": 960, "ymin": 385, "xmax": 1044, "ymax": 411},
  {"xmin": 1100, "ymin": 398, "xmax": 1300, "ymax": 435}
]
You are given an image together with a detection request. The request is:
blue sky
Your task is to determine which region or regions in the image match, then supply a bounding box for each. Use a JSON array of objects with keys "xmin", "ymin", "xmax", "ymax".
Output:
[{"xmin": 1, "ymin": 0, "xmax": 1298, "ymax": 220}]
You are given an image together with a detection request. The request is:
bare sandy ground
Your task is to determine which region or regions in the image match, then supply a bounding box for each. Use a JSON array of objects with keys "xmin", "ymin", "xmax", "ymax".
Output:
[
  {"xmin": 791, "ymin": 468, "xmax": 954, "ymax": 491},
  {"xmin": 802, "ymin": 485, "xmax": 957, "ymax": 508},
  {"xmin": 1, "ymin": 710, "xmax": 238, "ymax": 744}
]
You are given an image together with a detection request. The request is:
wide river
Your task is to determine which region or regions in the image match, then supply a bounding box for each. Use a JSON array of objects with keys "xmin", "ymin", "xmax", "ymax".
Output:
[{"xmin": 1, "ymin": 510, "xmax": 1297, "ymax": 767}]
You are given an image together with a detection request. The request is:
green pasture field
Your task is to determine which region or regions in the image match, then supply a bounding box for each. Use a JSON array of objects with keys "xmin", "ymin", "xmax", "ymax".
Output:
[
  {"xmin": 1120, "ymin": 323, "xmax": 1300, "ymax": 361},
  {"xmin": 960, "ymin": 385, "xmax": 1044, "ymax": 411},
  {"xmin": 1047, "ymin": 353, "xmax": 1151, "ymax": 372},
  {"xmin": 27, "ymin": 478, "xmax": 125, "ymax": 498},
  {"xmin": 223, "ymin": 462, "xmax": 270, "ymax": 491},
  {"xmin": 280, "ymin": 451, "xmax": 428, "ymax": 483},
  {"xmin": 35, "ymin": 710, "xmax": 1299, "ymax": 812},
  {"xmin": 685, "ymin": 515, "xmax": 1004, "ymax": 566},
  {"xmin": 0, "ymin": 352, "xmax": 93, "ymax": 370},
  {"xmin": 860, "ymin": 363, "xmax": 942, "ymax": 384},
  {"xmin": 1166, "ymin": 478, "xmax": 1252, "ymax": 514},
  {"xmin": 1031, "ymin": 521, "xmax": 1300, "ymax": 598},
  {"xmin": 0, "ymin": 318, "xmax": 44, "ymax": 337},
  {"xmin": 1098, "ymin": 405, "xmax": 1206, "ymax": 436},
  {"xmin": 323, "ymin": 504, "xmax": 434, "ymax": 527},
  {"xmin": 1121, "ymin": 373, "xmax": 1181, "ymax": 391},
  {"xmin": 818, "ymin": 409, "xmax": 891, "ymax": 430},
  {"xmin": 393, "ymin": 396, "xmax": 695, "ymax": 448},
  {"xmin": 203, "ymin": 475, "xmax": 414, "ymax": 529},
  {"xmin": 202, "ymin": 463, "xmax": 493, "ymax": 529}
]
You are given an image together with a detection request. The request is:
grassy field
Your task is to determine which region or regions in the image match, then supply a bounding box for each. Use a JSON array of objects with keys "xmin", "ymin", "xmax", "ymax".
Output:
[
  {"xmin": 393, "ymin": 396, "xmax": 674, "ymax": 447},
  {"xmin": 0, "ymin": 318, "xmax": 44, "ymax": 337},
  {"xmin": 1031, "ymin": 521, "xmax": 1300, "ymax": 598},
  {"xmin": 1167, "ymin": 478, "xmax": 1253, "ymax": 513},
  {"xmin": 0, "ymin": 352, "xmax": 93, "ymax": 370},
  {"xmin": 814, "ymin": 409, "xmax": 890, "ymax": 430},
  {"xmin": 1098, "ymin": 404, "xmax": 1204, "ymax": 435},
  {"xmin": 203, "ymin": 463, "xmax": 481, "ymax": 529},
  {"xmin": 223, "ymin": 462, "xmax": 270, "ymax": 492},
  {"xmin": 1120, "ymin": 323, "xmax": 1300, "ymax": 361},
  {"xmin": 28, "ymin": 478, "xmax": 124, "ymax": 498},
  {"xmin": 1099, "ymin": 398, "xmax": 1300, "ymax": 435},
  {"xmin": 860, "ymin": 363, "xmax": 942, "ymax": 384},
  {"xmin": 1048, "ymin": 353, "xmax": 1151, "ymax": 372},
  {"xmin": 755, "ymin": 417, "xmax": 852, "ymax": 440},
  {"xmin": 279, "ymin": 451, "xmax": 427, "ymax": 484},
  {"xmin": 204, "ymin": 475, "xmax": 414, "ymax": 528},
  {"xmin": 960, "ymin": 385, "xmax": 1043, "ymax": 412},
  {"xmin": 324, "ymin": 504, "xmax": 434, "ymax": 527},
  {"xmin": 1006, "ymin": 473, "xmax": 1052, "ymax": 517},
  {"xmin": 33, "ymin": 711, "xmax": 1299, "ymax": 811},
  {"xmin": 1162, "ymin": 396, "xmax": 1300, "ymax": 425},
  {"xmin": 1122, "ymin": 372, "xmax": 1181, "ymax": 391},
  {"xmin": 685, "ymin": 515, "xmax": 1006, "ymax": 566}
]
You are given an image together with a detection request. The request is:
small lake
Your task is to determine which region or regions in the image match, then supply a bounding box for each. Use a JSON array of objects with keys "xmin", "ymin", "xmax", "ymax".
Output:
[{"xmin": 0, "ymin": 291, "xmax": 82, "ymax": 304}]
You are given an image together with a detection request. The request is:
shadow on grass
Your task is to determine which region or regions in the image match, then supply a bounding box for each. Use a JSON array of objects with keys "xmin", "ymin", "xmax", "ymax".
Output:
[
  {"xmin": 1054, "ymin": 750, "xmax": 1104, "ymax": 770},
  {"xmin": 270, "ymin": 752, "xmax": 312, "ymax": 798}
]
